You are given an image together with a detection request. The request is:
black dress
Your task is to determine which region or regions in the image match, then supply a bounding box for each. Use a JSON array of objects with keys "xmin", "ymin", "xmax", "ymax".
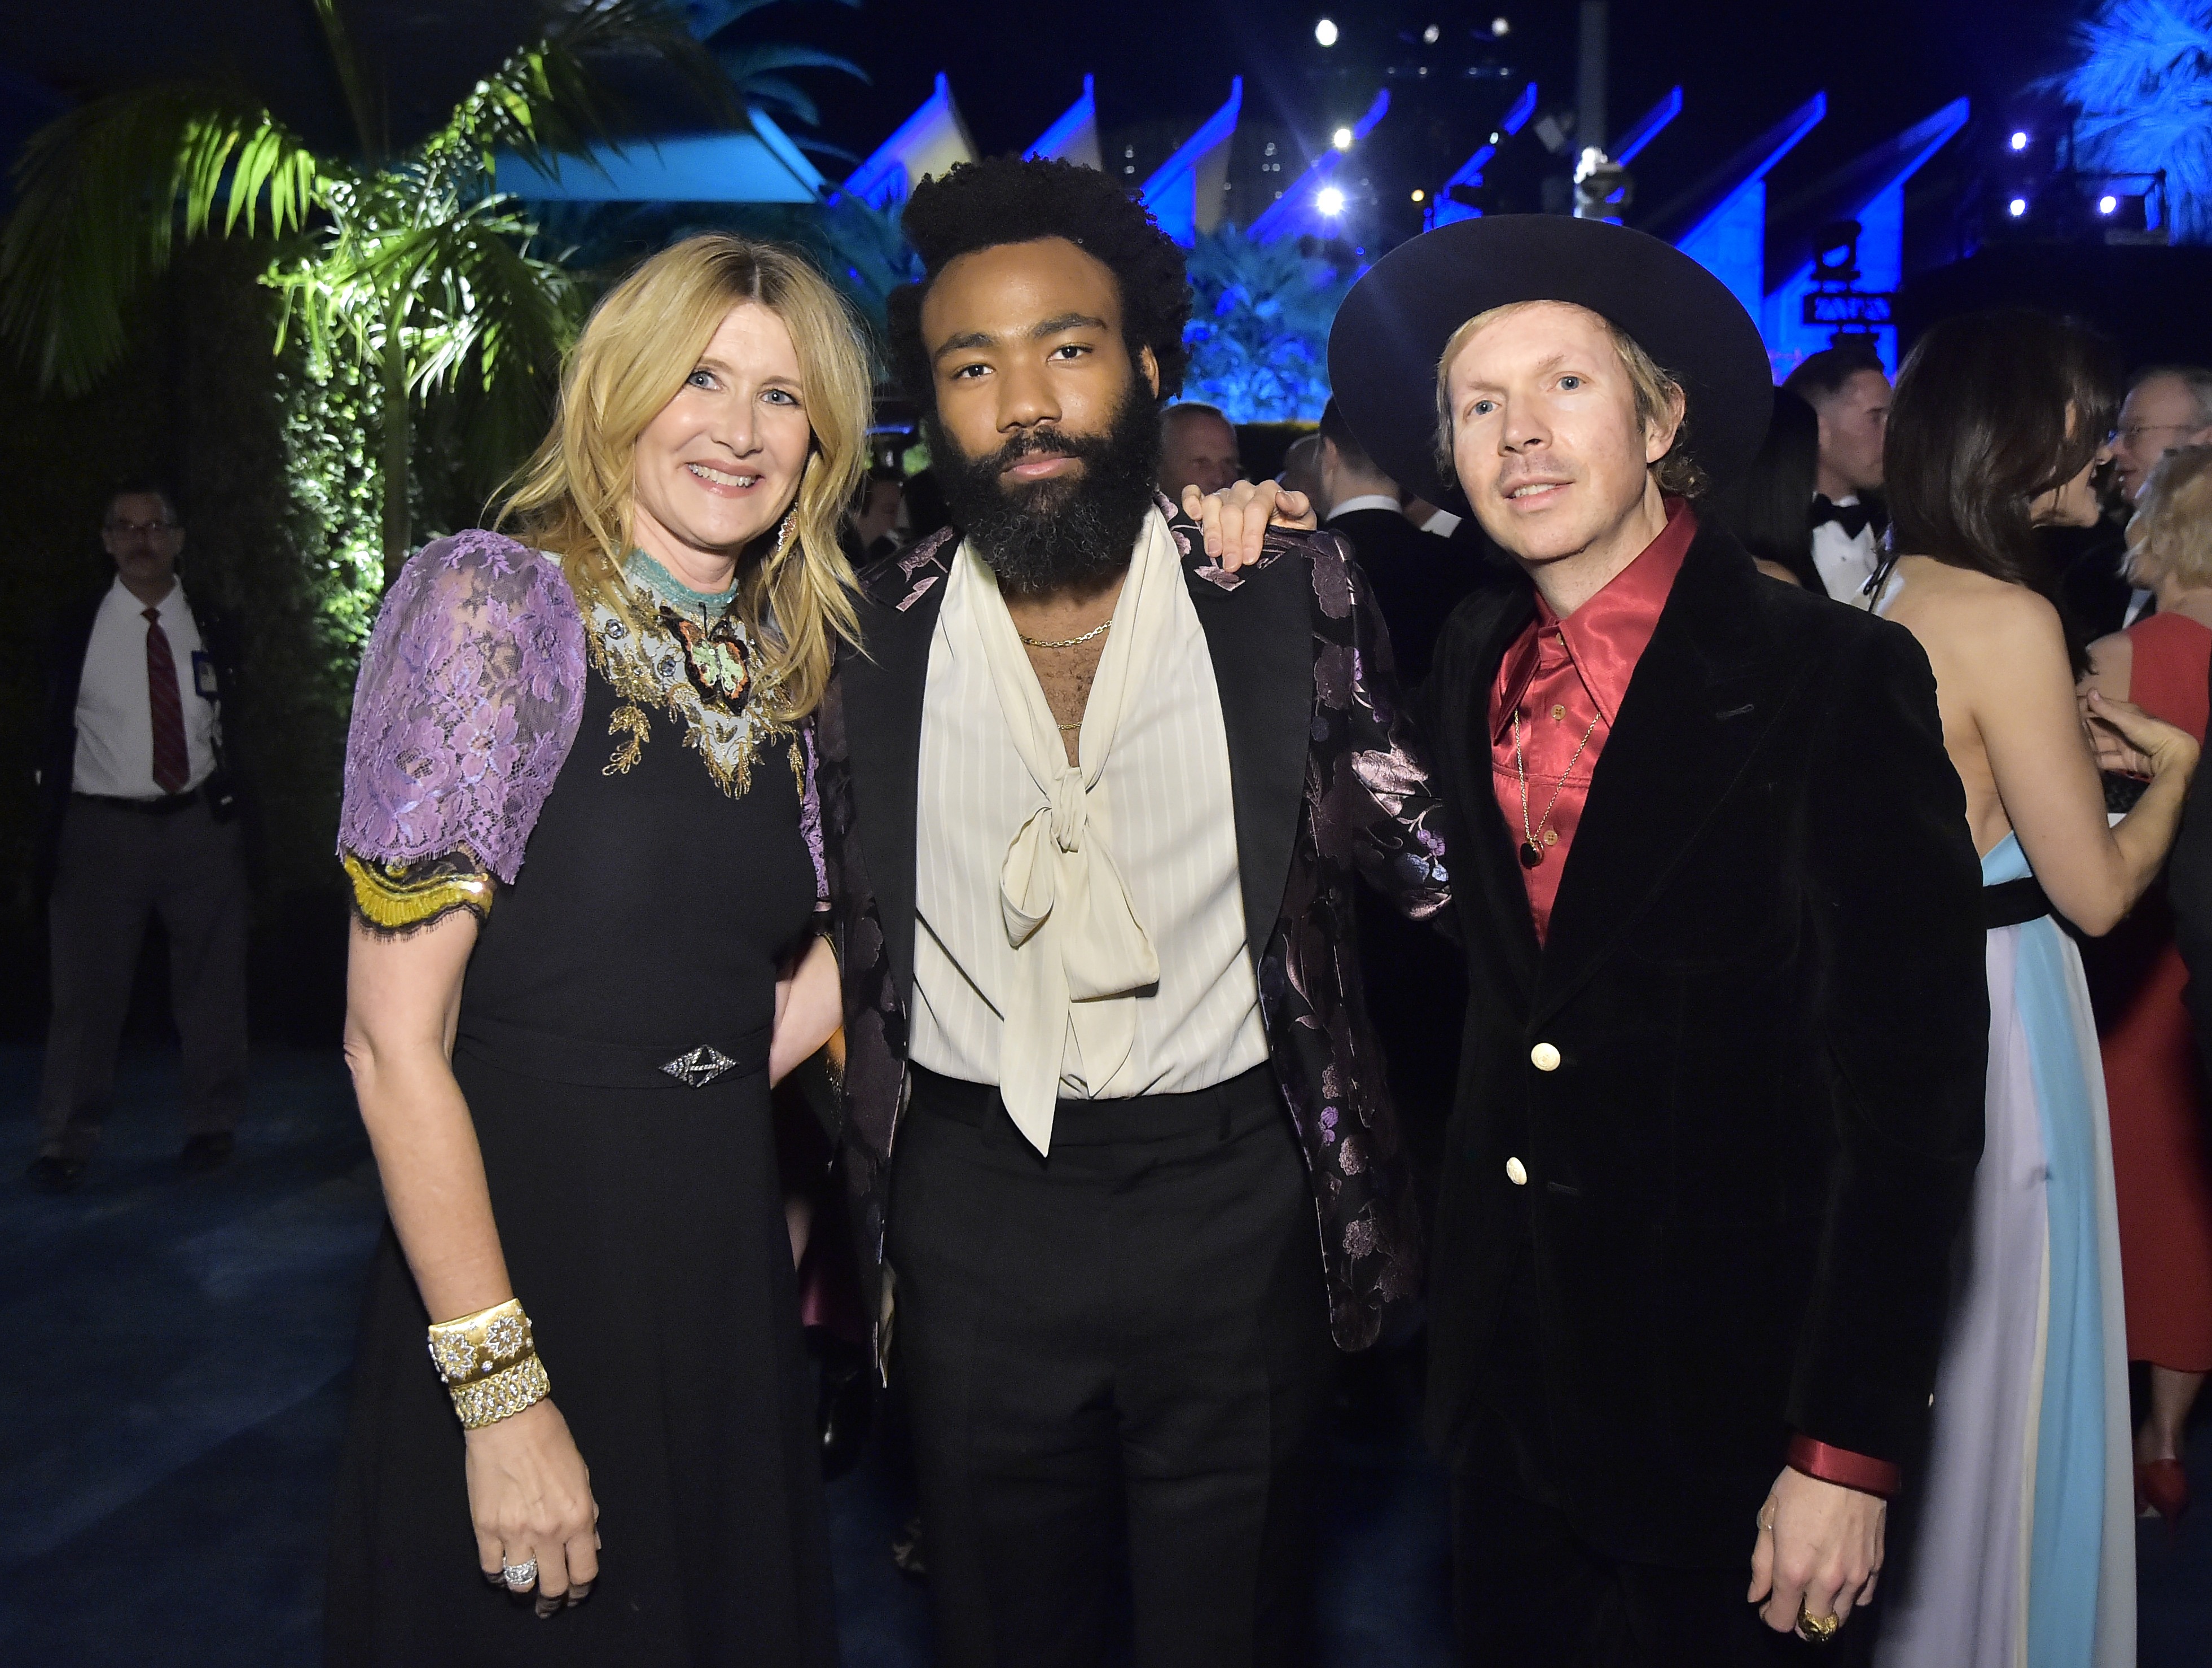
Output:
[{"xmin": 328, "ymin": 657, "xmax": 837, "ymax": 1666}]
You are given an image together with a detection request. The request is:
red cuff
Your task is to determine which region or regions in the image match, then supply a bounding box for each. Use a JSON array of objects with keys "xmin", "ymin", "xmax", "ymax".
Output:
[{"xmin": 1785, "ymin": 1434, "xmax": 1899, "ymax": 1499}]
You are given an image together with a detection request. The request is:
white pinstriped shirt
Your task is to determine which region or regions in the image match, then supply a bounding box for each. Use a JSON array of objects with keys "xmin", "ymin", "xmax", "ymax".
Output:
[{"xmin": 908, "ymin": 528, "xmax": 1269, "ymax": 1098}]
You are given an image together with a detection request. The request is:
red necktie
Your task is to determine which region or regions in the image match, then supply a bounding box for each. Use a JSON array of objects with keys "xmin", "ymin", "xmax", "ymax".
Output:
[{"xmin": 144, "ymin": 606, "xmax": 190, "ymax": 794}]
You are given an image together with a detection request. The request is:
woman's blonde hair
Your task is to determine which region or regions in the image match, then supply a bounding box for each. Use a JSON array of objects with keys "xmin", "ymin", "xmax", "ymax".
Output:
[
  {"xmin": 2125, "ymin": 444, "xmax": 2212, "ymax": 592},
  {"xmin": 1432, "ymin": 300, "xmax": 1704, "ymax": 497},
  {"xmin": 499, "ymin": 235, "xmax": 869, "ymax": 722}
]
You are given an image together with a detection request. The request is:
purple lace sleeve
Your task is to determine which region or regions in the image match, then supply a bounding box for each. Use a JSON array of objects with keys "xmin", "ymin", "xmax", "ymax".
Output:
[{"xmin": 336, "ymin": 530, "xmax": 587, "ymax": 885}]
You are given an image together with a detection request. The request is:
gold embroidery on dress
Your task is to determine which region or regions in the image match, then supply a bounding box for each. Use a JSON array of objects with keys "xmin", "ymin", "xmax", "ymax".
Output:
[
  {"xmin": 583, "ymin": 577, "xmax": 789, "ymax": 798},
  {"xmin": 604, "ymin": 703, "xmax": 649, "ymax": 775}
]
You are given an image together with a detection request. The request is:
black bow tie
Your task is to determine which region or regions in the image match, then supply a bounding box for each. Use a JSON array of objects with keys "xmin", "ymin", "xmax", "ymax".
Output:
[{"xmin": 1812, "ymin": 495, "xmax": 1884, "ymax": 539}]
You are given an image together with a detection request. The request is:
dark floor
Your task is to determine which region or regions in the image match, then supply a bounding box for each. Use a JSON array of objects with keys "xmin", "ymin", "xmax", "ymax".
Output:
[
  {"xmin": 7, "ymin": 1044, "xmax": 2211, "ymax": 1664},
  {"xmin": 0, "ymin": 1044, "xmax": 1455, "ymax": 1666}
]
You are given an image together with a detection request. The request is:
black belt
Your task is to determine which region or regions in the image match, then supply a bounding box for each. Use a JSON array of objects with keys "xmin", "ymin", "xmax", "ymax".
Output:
[
  {"xmin": 1983, "ymin": 876, "xmax": 2052, "ymax": 930},
  {"xmin": 73, "ymin": 787, "xmax": 201, "ymax": 816},
  {"xmin": 455, "ymin": 1012, "xmax": 769, "ymax": 1090}
]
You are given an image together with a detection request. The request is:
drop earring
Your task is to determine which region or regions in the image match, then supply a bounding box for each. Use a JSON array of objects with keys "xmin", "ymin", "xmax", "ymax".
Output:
[{"xmin": 773, "ymin": 506, "xmax": 796, "ymax": 559}]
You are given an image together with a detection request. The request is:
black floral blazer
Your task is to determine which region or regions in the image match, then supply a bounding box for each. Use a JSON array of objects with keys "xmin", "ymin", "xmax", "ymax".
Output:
[{"xmin": 815, "ymin": 498, "xmax": 1451, "ymax": 1355}]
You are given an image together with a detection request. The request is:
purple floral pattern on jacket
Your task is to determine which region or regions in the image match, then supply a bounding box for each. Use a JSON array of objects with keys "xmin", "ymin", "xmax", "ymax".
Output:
[{"xmin": 818, "ymin": 510, "xmax": 1450, "ymax": 1354}]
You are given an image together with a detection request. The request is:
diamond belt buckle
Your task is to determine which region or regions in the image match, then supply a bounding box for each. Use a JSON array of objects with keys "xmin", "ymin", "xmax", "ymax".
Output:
[{"xmin": 661, "ymin": 1044, "xmax": 738, "ymax": 1088}]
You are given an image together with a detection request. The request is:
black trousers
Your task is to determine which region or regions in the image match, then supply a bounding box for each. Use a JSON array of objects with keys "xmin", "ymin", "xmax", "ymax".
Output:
[
  {"xmin": 1452, "ymin": 1457, "xmax": 1876, "ymax": 1668},
  {"xmin": 37, "ymin": 793, "xmax": 248, "ymax": 1160},
  {"xmin": 886, "ymin": 1064, "xmax": 1336, "ymax": 1668}
]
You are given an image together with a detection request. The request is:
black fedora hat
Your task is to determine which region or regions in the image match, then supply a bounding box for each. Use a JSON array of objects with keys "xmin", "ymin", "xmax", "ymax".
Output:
[{"xmin": 1327, "ymin": 214, "xmax": 1774, "ymax": 515}]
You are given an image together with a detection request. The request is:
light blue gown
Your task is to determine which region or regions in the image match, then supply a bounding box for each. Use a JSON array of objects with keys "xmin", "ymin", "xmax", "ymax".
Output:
[{"xmin": 1876, "ymin": 834, "xmax": 2133, "ymax": 1668}]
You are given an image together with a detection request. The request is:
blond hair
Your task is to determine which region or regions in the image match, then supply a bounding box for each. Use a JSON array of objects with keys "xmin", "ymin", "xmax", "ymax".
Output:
[
  {"xmin": 1432, "ymin": 300, "xmax": 1704, "ymax": 497},
  {"xmin": 499, "ymin": 235, "xmax": 868, "ymax": 722},
  {"xmin": 2126, "ymin": 444, "xmax": 2212, "ymax": 592}
]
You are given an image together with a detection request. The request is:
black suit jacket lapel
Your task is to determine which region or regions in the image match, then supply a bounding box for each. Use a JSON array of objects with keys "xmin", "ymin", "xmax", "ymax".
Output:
[
  {"xmin": 1434, "ymin": 583, "xmax": 1542, "ymax": 1000},
  {"xmin": 1184, "ymin": 554, "xmax": 1315, "ymax": 971},
  {"xmin": 842, "ymin": 578, "xmax": 945, "ymax": 1017},
  {"xmin": 1532, "ymin": 530, "xmax": 1787, "ymax": 1025}
]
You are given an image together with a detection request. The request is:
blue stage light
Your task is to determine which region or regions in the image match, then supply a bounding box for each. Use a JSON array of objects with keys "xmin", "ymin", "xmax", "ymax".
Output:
[
  {"xmin": 2008, "ymin": 197, "xmax": 2028, "ymax": 217},
  {"xmin": 1317, "ymin": 186, "xmax": 1346, "ymax": 216},
  {"xmin": 2010, "ymin": 131, "xmax": 2029, "ymax": 151},
  {"xmin": 1315, "ymin": 17, "xmax": 1338, "ymax": 46},
  {"xmin": 2099, "ymin": 193, "xmax": 2119, "ymax": 214}
]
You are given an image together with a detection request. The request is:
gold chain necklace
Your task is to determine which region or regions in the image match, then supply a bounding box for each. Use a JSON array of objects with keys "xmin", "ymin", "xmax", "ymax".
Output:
[
  {"xmin": 1017, "ymin": 619, "xmax": 1112, "ymax": 649},
  {"xmin": 1511, "ymin": 706, "xmax": 1601, "ymax": 868}
]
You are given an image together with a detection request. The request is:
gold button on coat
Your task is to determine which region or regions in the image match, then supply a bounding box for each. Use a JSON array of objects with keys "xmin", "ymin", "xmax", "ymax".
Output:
[
  {"xmin": 1530, "ymin": 1042, "xmax": 1561, "ymax": 1072},
  {"xmin": 1506, "ymin": 1156, "xmax": 1529, "ymax": 1186}
]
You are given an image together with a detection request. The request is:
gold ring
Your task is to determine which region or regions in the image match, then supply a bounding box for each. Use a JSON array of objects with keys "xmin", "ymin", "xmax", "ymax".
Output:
[{"xmin": 1796, "ymin": 1599, "xmax": 1841, "ymax": 1644}]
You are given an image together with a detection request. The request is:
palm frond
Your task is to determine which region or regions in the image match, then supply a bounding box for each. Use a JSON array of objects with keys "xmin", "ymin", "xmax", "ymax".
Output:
[
  {"xmin": 0, "ymin": 84, "xmax": 326, "ymax": 394},
  {"xmin": 714, "ymin": 42, "xmax": 868, "ymax": 86},
  {"xmin": 686, "ymin": 0, "xmax": 859, "ymax": 45}
]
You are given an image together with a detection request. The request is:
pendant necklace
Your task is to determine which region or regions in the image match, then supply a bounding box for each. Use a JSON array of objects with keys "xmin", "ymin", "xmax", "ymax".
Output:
[{"xmin": 1511, "ymin": 706, "xmax": 1601, "ymax": 868}]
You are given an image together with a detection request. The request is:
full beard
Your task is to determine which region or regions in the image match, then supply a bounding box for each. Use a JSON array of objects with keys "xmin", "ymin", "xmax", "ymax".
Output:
[{"xmin": 928, "ymin": 378, "xmax": 1165, "ymax": 596}]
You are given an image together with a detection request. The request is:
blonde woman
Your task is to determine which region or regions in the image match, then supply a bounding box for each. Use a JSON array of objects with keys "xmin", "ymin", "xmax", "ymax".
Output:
[
  {"xmin": 2083, "ymin": 444, "xmax": 2212, "ymax": 1527},
  {"xmin": 326, "ymin": 236, "xmax": 862, "ymax": 1666}
]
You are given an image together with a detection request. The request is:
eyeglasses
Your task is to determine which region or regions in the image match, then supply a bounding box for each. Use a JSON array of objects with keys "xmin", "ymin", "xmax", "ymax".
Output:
[
  {"xmin": 104, "ymin": 519, "xmax": 180, "ymax": 537},
  {"xmin": 2112, "ymin": 423, "xmax": 2203, "ymax": 446}
]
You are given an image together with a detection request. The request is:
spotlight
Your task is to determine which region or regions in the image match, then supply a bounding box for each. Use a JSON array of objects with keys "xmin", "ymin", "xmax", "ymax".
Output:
[
  {"xmin": 2099, "ymin": 194, "xmax": 2118, "ymax": 214},
  {"xmin": 1491, "ymin": 16, "xmax": 1510, "ymax": 34},
  {"xmin": 1317, "ymin": 186, "xmax": 1346, "ymax": 216},
  {"xmin": 1411, "ymin": 188, "xmax": 1426, "ymax": 202},
  {"xmin": 2009, "ymin": 130, "xmax": 2029, "ymax": 151},
  {"xmin": 1315, "ymin": 17, "xmax": 1338, "ymax": 46},
  {"xmin": 2008, "ymin": 197, "xmax": 2028, "ymax": 218},
  {"xmin": 1423, "ymin": 23, "xmax": 1440, "ymax": 43},
  {"xmin": 1332, "ymin": 126, "xmax": 1354, "ymax": 150}
]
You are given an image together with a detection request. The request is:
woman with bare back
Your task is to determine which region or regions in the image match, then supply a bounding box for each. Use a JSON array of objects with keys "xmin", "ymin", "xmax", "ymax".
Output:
[{"xmin": 1868, "ymin": 310, "xmax": 2196, "ymax": 1668}]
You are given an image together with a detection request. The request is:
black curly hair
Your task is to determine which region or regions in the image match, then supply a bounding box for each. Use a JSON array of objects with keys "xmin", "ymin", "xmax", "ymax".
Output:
[{"xmin": 887, "ymin": 156, "xmax": 1192, "ymax": 412}]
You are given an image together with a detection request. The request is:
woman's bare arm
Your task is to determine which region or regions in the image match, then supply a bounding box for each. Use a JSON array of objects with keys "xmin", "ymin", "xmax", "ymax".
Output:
[
  {"xmin": 770, "ymin": 933, "xmax": 841, "ymax": 1086},
  {"xmin": 1970, "ymin": 592, "xmax": 2193, "ymax": 934},
  {"xmin": 343, "ymin": 912, "xmax": 509, "ymax": 1318},
  {"xmin": 342, "ymin": 910, "xmax": 600, "ymax": 1608},
  {"xmin": 2082, "ymin": 631, "xmax": 2133, "ymax": 704}
]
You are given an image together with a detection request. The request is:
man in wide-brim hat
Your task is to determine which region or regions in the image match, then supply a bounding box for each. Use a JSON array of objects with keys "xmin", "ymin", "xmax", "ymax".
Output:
[{"xmin": 1324, "ymin": 216, "xmax": 1990, "ymax": 1661}]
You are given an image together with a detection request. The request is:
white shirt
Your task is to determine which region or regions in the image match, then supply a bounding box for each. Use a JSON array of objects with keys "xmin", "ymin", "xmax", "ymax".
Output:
[
  {"xmin": 1810, "ymin": 498, "xmax": 1881, "ymax": 603},
  {"xmin": 72, "ymin": 577, "xmax": 220, "ymax": 798},
  {"xmin": 1417, "ymin": 507, "xmax": 1463, "ymax": 538},
  {"xmin": 911, "ymin": 515, "xmax": 1269, "ymax": 1102},
  {"xmin": 1328, "ymin": 493, "xmax": 1407, "ymax": 520}
]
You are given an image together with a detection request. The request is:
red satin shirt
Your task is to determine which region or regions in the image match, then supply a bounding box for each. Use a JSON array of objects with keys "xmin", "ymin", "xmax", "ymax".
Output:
[
  {"xmin": 1490, "ymin": 497, "xmax": 1696, "ymax": 943},
  {"xmin": 1485, "ymin": 495, "xmax": 1901, "ymax": 1500}
]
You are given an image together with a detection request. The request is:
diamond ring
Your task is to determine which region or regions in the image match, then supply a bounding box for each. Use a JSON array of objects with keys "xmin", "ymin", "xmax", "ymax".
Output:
[{"xmin": 502, "ymin": 1559, "xmax": 539, "ymax": 1590}]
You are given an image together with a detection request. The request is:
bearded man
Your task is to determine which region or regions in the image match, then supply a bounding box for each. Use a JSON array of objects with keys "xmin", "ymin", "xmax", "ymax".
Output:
[
  {"xmin": 1229, "ymin": 216, "xmax": 1982, "ymax": 1664},
  {"xmin": 813, "ymin": 156, "xmax": 1450, "ymax": 1667}
]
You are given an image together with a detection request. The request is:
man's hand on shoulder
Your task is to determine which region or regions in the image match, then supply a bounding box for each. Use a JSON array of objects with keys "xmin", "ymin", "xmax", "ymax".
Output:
[
  {"xmin": 1184, "ymin": 480, "xmax": 1318, "ymax": 573},
  {"xmin": 1748, "ymin": 1466, "xmax": 1885, "ymax": 1641}
]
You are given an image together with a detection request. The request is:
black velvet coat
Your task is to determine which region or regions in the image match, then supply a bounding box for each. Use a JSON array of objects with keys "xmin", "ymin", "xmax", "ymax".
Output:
[{"xmin": 1421, "ymin": 520, "xmax": 1988, "ymax": 1569}]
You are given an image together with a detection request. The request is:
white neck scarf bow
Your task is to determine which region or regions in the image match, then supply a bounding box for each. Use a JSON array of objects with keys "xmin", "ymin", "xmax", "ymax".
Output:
[{"xmin": 959, "ymin": 512, "xmax": 1182, "ymax": 1152}]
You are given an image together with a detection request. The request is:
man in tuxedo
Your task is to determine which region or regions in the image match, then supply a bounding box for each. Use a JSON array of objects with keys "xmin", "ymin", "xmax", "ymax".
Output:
[
  {"xmin": 817, "ymin": 156, "xmax": 1450, "ymax": 1667},
  {"xmin": 1319, "ymin": 397, "xmax": 1470, "ymax": 683},
  {"xmin": 1329, "ymin": 217, "xmax": 1987, "ymax": 1664},
  {"xmin": 1783, "ymin": 343, "xmax": 1890, "ymax": 602}
]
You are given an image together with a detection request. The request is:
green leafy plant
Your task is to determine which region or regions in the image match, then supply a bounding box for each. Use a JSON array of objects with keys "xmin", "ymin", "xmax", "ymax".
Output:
[{"xmin": 0, "ymin": 0, "xmax": 714, "ymax": 579}]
